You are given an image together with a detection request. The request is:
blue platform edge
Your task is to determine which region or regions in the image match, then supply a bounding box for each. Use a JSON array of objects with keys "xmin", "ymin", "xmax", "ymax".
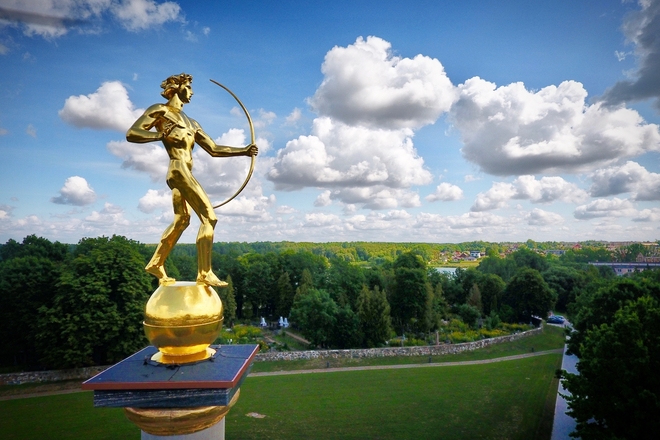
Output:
[{"xmin": 81, "ymin": 344, "xmax": 259, "ymax": 408}]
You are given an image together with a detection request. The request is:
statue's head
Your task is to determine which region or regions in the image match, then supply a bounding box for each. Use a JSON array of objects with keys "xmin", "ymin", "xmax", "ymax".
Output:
[{"xmin": 161, "ymin": 73, "xmax": 193, "ymax": 100}]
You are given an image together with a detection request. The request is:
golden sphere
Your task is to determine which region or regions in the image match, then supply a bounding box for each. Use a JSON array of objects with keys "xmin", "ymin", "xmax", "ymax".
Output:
[{"xmin": 144, "ymin": 282, "xmax": 223, "ymax": 363}]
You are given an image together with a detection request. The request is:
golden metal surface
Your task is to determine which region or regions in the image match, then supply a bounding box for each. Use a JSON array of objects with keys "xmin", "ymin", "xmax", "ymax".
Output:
[
  {"xmin": 144, "ymin": 282, "xmax": 223, "ymax": 360},
  {"xmin": 126, "ymin": 73, "xmax": 258, "ymax": 286},
  {"xmin": 124, "ymin": 389, "xmax": 240, "ymax": 436}
]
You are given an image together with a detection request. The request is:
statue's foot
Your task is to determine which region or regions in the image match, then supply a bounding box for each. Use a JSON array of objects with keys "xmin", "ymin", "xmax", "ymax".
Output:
[
  {"xmin": 196, "ymin": 271, "xmax": 228, "ymax": 287},
  {"xmin": 146, "ymin": 264, "xmax": 176, "ymax": 285}
]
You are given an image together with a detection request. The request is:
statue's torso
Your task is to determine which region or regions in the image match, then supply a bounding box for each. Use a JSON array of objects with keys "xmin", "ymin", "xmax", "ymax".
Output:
[{"xmin": 153, "ymin": 106, "xmax": 199, "ymax": 167}]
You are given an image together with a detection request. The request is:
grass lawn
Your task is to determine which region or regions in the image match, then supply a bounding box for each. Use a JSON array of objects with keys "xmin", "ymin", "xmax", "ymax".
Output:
[
  {"xmin": 0, "ymin": 358, "xmax": 563, "ymax": 440},
  {"xmin": 0, "ymin": 326, "xmax": 565, "ymax": 439},
  {"xmin": 229, "ymin": 354, "xmax": 562, "ymax": 440}
]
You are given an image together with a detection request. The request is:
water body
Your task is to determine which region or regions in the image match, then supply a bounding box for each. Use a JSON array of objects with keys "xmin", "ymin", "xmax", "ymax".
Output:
[{"xmin": 435, "ymin": 267, "xmax": 457, "ymax": 275}]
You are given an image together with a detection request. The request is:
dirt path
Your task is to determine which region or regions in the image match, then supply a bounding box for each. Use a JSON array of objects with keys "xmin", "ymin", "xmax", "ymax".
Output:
[
  {"xmin": 282, "ymin": 331, "xmax": 309, "ymax": 345},
  {"xmin": 0, "ymin": 349, "xmax": 562, "ymax": 401}
]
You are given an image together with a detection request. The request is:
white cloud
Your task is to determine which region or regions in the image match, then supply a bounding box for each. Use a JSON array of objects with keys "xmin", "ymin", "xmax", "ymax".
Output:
[
  {"xmin": 202, "ymin": 26, "xmax": 210, "ymax": 36},
  {"xmin": 471, "ymin": 176, "xmax": 587, "ymax": 211},
  {"xmin": 26, "ymin": 124, "xmax": 36, "ymax": 137},
  {"xmin": 112, "ymin": 0, "xmax": 182, "ymax": 31},
  {"xmin": 334, "ymin": 187, "xmax": 422, "ymax": 210},
  {"xmin": 589, "ymin": 161, "xmax": 660, "ymax": 201},
  {"xmin": 60, "ymin": 81, "xmax": 144, "ymax": 131},
  {"xmin": 107, "ymin": 140, "xmax": 169, "ymax": 181},
  {"xmin": 1, "ymin": 0, "xmax": 182, "ymax": 38},
  {"xmin": 464, "ymin": 174, "xmax": 480, "ymax": 182},
  {"xmin": 0, "ymin": 204, "xmax": 14, "ymax": 220},
  {"xmin": 525, "ymin": 208, "xmax": 564, "ymax": 226},
  {"xmin": 615, "ymin": 50, "xmax": 631, "ymax": 62},
  {"xmin": 574, "ymin": 198, "xmax": 637, "ymax": 220},
  {"xmin": 314, "ymin": 190, "xmax": 332, "ymax": 207},
  {"xmin": 309, "ymin": 36, "xmax": 456, "ymax": 130},
  {"xmin": 633, "ymin": 208, "xmax": 660, "ymax": 222},
  {"xmin": 303, "ymin": 212, "xmax": 341, "ymax": 228},
  {"xmin": 451, "ymin": 77, "xmax": 660, "ymax": 175},
  {"xmin": 415, "ymin": 211, "xmax": 509, "ymax": 231},
  {"xmin": 85, "ymin": 202, "xmax": 129, "ymax": 225},
  {"xmin": 215, "ymin": 195, "xmax": 275, "ymax": 221},
  {"xmin": 253, "ymin": 109, "xmax": 276, "ymax": 129},
  {"xmin": 184, "ymin": 30, "xmax": 196, "ymax": 42},
  {"xmin": 276, "ymin": 205, "xmax": 296, "ymax": 214},
  {"xmin": 138, "ymin": 188, "xmax": 171, "ymax": 213},
  {"xmin": 268, "ymin": 117, "xmax": 431, "ymax": 201},
  {"xmin": 51, "ymin": 176, "xmax": 97, "ymax": 206},
  {"xmin": 285, "ymin": 108, "xmax": 302, "ymax": 125},
  {"xmin": 602, "ymin": 0, "xmax": 660, "ymax": 109},
  {"xmin": 426, "ymin": 182, "xmax": 464, "ymax": 202}
]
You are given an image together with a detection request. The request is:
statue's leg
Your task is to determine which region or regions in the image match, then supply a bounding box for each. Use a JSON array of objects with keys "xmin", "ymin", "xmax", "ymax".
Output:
[
  {"xmin": 175, "ymin": 172, "xmax": 225, "ymax": 287},
  {"xmin": 145, "ymin": 189, "xmax": 190, "ymax": 284}
]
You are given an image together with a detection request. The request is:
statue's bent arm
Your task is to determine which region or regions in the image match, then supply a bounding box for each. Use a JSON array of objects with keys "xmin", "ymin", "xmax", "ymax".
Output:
[{"xmin": 126, "ymin": 104, "xmax": 166, "ymax": 144}]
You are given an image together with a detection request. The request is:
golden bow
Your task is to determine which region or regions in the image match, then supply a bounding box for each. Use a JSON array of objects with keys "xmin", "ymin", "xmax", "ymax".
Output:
[{"xmin": 210, "ymin": 79, "xmax": 256, "ymax": 209}]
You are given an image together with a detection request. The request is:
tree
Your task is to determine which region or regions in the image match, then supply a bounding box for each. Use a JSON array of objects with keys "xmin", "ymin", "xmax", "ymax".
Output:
[
  {"xmin": 454, "ymin": 268, "xmax": 482, "ymax": 305},
  {"xmin": 542, "ymin": 265, "xmax": 587, "ymax": 311},
  {"xmin": 0, "ymin": 255, "xmax": 62, "ymax": 367},
  {"xmin": 568, "ymin": 276, "xmax": 654, "ymax": 357},
  {"xmin": 477, "ymin": 273, "xmax": 505, "ymax": 316},
  {"xmin": 390, "ymin": 264, "xmax": 433, "ymax": 333},
  {"xmin": 240, "ymin": 253, "xmax": 278, "ymax": 318},
  {"xmin": 467, "ymin": 283, "xmax": 482, "ymax": 314},
  {"xmin": 511, "ymin": 248, "xmax": 549, "ymax": 272},
  {"xmin": 326, "ymin": 258, "xmax": 365, "ymax": 309},
  {"xmin": 477, "ymin": 255, "xmax": 517, "ymax": 282},
  {"xmin": 562, "ymin": 295, "xmax": 660, "ymax": 439},
  {"xmin": 430, "ymin": 282, "xmax": 449, "ymax": 326},
  {"xmin": 36, "ymin": 236, "xmax": 151, "ymax": 368},
  {"xmin": 276, "ymin": 272, "xmax": 295, "ymax": 318},
  {"xmin": 330, "ymin": 305, "xmax": 362, "ymax": 349},
  {"xmin": 293, "ymin": 268, "xmax": 314, "ymax": 301},
  {"xmin": 290, "ymin": 289, "xmax": 338, "ymax": 348},
  {"xmin": 218, "ymin": 274, "xmax": 237, "ymax": 326},
  {"xmin": 0, "ymin": 234, "xmax": 68, "ymax": 262},
  {"xmin": 502, "ymin": 268, "xmax": 555, "ymax": 323},
  {"xmin": 456, "ymin": 304, "xmax": 480, "ymax": 328},
  {"xmin": 357, "ymin": 285, "xmax": 392, "ymax": 347}
]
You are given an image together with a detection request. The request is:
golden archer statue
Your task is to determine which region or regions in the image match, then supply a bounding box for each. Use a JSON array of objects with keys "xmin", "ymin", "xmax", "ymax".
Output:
[{"xmin": 127, "ymin": 73, "xmax": 258, "ymax": 287}]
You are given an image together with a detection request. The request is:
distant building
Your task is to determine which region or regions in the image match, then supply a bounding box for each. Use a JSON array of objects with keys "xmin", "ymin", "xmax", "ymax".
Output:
[
  {"xmin": 469, "ymin": 250, "xmax": 481, "ymax": 259},
  {"xmin": 636, "ymin": 253, "xmax": 660, "ymax": 263},
  {"xmin": 590, "ymin": 262, "xmax": 660, "ymax": 276},
  {"xmin": 546, "ymin": 250, "xmax": 566, "ymax": 256}
]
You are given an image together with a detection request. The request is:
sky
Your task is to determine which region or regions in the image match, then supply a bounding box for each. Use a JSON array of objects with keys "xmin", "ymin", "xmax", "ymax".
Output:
[{"xmin": 0, "ymin": 0, "xmax": 659, "ymax": 245}]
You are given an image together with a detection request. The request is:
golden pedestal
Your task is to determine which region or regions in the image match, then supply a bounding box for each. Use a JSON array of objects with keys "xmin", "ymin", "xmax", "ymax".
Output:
[{"xmin": 144, "ymin": 282, "xmax": 223, "ymax": 364}]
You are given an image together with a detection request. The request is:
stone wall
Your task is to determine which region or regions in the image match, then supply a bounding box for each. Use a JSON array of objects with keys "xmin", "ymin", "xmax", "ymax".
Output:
[
  {"xmin": 255, "ymin": 326, "xmax": 543, "ymax": 362},
  {"xmin": 0, "ymin": 365, "xmax": 107, "ymax": 386},
  {"xmin": 0, "ymin": 327, "xmax": 542, "ymax": 385}
]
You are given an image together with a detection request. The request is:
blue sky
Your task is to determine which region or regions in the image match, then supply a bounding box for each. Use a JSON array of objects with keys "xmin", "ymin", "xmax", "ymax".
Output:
[{"xmin": 1, "ymin": 0, "xmax": 659, "ymax": 244}]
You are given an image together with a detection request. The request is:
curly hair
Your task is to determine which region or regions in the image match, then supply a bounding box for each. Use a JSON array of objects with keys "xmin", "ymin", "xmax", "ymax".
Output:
[{"xmin": 160, "ymin": 73, "xmax": 193, "ymax": 99}]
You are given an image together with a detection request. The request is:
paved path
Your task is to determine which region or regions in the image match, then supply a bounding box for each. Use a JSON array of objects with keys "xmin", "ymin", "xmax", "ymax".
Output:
[
  {"xmin": 1, "ymin": 349, "xmax": 562, "ymax": 401},
  {"xmin": 551, "ymin": 321, "xmax": 579, "ymax": 440}
]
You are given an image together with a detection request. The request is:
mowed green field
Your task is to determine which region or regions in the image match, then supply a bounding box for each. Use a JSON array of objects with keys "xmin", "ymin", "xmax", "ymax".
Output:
[{"xmin": 1, "ymin": 353, "xmax": 561, "ymax": 440}]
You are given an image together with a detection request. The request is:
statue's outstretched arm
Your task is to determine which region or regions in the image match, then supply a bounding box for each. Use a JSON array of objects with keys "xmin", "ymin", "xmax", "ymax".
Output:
[{"xmin": 195, "ymin": 127, "xmax": 257, "ymax": 158}]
